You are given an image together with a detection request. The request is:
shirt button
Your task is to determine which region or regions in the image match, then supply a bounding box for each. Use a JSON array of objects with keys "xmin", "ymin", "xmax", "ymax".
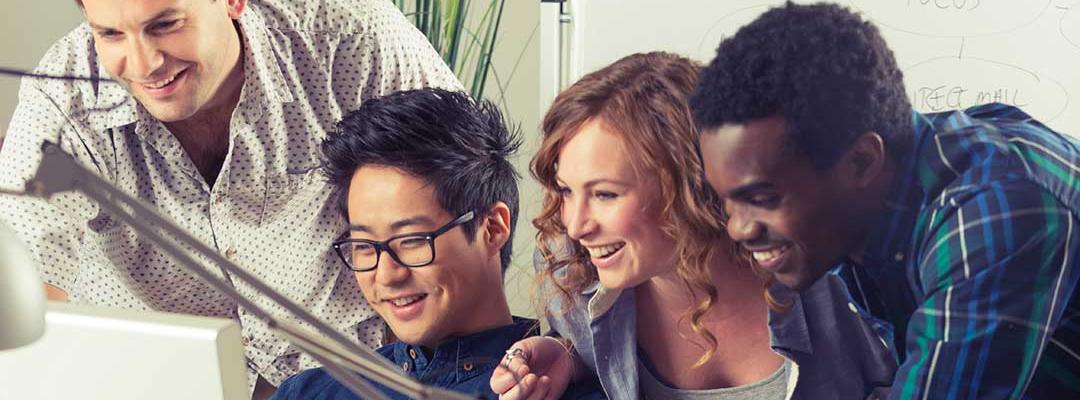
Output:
[
  {"xmin": 894, "ymin": 252, "xmax": 905, "ymax": 262},
  {"xmin": 848, "ymin": 302, "xmax": 859, "ymax": 313},
  {"xmin": 462, "ymin": 362, "xmax": 474, "ymax": 372},
  {"xmin": 408, "ymin": 348, "xmax": 417, "ymax": 359},
  {"xmin": 225, "ymin": 247, "xmax": 237, "ymax": 259},
  {"xmin": 214, "ymin": 192, "xmax": 226, "ymax": 205},
  {"xmin": 241, "ymin": 335, "xmax": 252, "ymax": 346},
  {"xmin": 402, "ymin": 362, "xmax": 410, "ymax": 372}
]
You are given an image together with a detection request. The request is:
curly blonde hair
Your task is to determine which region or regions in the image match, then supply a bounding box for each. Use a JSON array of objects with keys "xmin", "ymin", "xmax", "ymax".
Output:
[{"xmin": 532, "ymin": 52, "xmax": 748, "ymax": 368}]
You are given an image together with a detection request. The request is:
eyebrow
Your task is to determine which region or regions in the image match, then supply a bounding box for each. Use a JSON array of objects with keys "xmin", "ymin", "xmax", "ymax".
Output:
[
  {"xmin": 554, "ymin": 177, "xmax": 633, "ymax": 189},
  {"xmin": 88, "ymin": 8, "xmax": 183, "ymax": 31},
  {"xmin": 727, "ymin": 181, "xmax": 775, "ymax": 200},
  {"xmin": 348, "ymin": 215, "xmax": 437, "ymax": 234}
]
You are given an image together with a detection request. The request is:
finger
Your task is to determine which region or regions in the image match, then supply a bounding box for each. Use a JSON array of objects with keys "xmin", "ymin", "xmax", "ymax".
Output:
[
  {"xmin": 501, "ymin": 373, "xmax": 538, "ymax": 400},
  {"xmin": 524, "ymin": 375, "xmax": 551, "ymax": 400},
  {"xmin": 539, "ymin": 376, "xmax": 562, "ymax": 400},
  {"xmin": 490, "ymin": 367, "xmax": 516, "ymax": 394},
  {"xmin": 492, "ymin": 356, "xmax": 531, "ymax": 393}
]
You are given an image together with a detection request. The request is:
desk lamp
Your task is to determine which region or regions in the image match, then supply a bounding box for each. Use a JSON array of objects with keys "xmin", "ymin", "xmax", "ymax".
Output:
[{"xmin": 0, "ymin": 220, "xmax": 45, "ymax": 351}]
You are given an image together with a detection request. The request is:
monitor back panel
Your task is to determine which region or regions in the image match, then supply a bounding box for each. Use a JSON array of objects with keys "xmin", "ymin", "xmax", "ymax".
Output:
[{"xmin": 0, "ymin": 302, "xmax": 248, "ymax": 400}]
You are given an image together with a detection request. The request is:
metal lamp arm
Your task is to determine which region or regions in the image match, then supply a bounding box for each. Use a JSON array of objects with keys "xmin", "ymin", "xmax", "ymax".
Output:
[{"xmin": 22, "ymin": 141, "xmax": 476, "ymax": 400}]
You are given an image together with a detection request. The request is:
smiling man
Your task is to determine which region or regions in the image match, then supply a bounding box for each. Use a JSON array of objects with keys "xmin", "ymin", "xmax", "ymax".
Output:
[
  {"xmin": 690, "ymin": 3, "xmax": 1080, "ymax": 399},
  {"xmin": 270, "ymin": 88, "xmax": 600, "ymax": 400},
  {"xmin": 0, "ymin": 0, "xmax": 458, "ymax": 396}
]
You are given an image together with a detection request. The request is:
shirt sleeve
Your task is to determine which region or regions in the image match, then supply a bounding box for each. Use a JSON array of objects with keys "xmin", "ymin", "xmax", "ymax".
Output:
[
  {"xmin": 332, "ymin": 0, "xmax": 463, "ymax": 111},
  {"xmin": 0, "ymin": 78, "xmax": 90, "ymax": 292},
  {"xmin": 890, "ymin": 179, "xmax": 1080, "ymax": 399}
]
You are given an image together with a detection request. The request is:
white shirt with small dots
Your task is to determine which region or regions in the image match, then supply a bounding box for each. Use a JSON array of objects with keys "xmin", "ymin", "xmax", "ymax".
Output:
[{"xmin": 0, "ymin": 0, "xmax": 461, "ymax": 388}]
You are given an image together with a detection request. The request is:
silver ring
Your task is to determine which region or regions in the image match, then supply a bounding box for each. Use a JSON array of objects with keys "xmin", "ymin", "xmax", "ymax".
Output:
[{"xmin": 503, "ymin": 347, "xmax": 528, "ymax": 368}]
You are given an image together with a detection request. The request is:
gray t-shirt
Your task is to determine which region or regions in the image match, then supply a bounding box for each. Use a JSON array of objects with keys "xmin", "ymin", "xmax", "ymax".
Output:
[{"xmin": 638, "ymin": 358, "xmax": 791, "ymax": 400}]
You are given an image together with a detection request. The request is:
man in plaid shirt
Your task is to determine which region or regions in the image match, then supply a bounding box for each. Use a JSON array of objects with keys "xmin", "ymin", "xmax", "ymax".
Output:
[{"xmin": 691, "ymin": 3, "xmax": 1079, "ymax": 399}]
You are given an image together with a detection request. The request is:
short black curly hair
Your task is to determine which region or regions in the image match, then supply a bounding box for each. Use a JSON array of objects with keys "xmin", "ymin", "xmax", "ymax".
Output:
[{"xmin": 690, "ymin": 2, "xmax": 912, "ymax": 169}]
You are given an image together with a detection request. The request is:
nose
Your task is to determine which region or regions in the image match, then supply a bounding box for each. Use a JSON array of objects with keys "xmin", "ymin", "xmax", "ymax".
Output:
[
  {"xmin": 373, "ymin": 248, "xmax": 411, "ymax": 287},
  {"xmin": 724, "ymin": 203, "xmax": 764, "ymax": 245},
  {"xmin": 125, "ymin": 36, "xmax": 165, "ymax": 79},
  {"xmin": 563, "ymin": 198, "xmax": 597, "ymax": 241}
]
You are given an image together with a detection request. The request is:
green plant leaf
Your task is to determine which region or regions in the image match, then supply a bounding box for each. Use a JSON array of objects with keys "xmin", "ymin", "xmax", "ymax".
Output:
[{"xmin": 395, "ymin": 0, "xmax": 509, "ymax": 100}]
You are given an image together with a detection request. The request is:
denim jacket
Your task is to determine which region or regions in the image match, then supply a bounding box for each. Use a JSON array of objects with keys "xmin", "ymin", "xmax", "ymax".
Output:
[
  {"xmin": 272, "ymin": 317, "xmax": 605, "ymax": 400},
  {"xmin": 546, "ymin": 271, "xmax": 898, "ymax": 400}
]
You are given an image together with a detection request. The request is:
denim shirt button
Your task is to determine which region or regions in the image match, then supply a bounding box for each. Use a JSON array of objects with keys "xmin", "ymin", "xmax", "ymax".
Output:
[
  {"xmin": 402, "ymin": 361, "xmax": 410, "ymax": 372},
  {"xmin": 462, "ymin": 362, "xmax": 474, "ymax": 372},
  {"xmin": 408, "ymin": 348, "xmax": 417, "ymax": 359}
]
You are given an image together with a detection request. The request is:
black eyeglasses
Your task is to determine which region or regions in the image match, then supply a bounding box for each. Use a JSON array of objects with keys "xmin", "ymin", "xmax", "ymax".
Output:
[{"xmin": 332, "ymin": 211, "xmax": 475, "ymax": 272}]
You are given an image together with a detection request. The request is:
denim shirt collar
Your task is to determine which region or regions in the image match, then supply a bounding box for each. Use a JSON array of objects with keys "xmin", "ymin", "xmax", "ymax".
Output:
[
  {"xmin": 386, "ymin": 317, "xmax": 537, "ymax": 385},
  {"xmin": 586, "ymin": 283, "xmax": 623, "ymax": 320}
]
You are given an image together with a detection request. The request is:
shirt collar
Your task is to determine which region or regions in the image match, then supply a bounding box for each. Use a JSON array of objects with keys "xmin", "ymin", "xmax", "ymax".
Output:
[
  {"xmin": 586, "ymin": 284, "xmax": 623, "ymax": 320},
  {"xmin": 235, "ymin": 7, "xmax": 294, "ymax": 106},
  {"xmin": 857, "ymin": 111, "xmax": 934, "ymax": 275},
  {"xmin": 766, "ymin": 283, "xmax": 813, "ymax": 355},
  {"xmin": 390, "ymin": 317, "xmax": 538, "ymax": 380},
  {"xmin": 78, "ymin": 25, "xmax": 138, "ymax": 134}
]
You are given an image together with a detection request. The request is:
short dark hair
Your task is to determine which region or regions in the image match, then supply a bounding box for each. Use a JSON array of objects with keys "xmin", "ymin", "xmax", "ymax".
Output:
[
  {"xmin": 322, "ymin": 88, "xmax": 521, "ymax": 272},
  {"xmin": 690, "ymin": 2, "xmax": 912, "ymax": 169}
]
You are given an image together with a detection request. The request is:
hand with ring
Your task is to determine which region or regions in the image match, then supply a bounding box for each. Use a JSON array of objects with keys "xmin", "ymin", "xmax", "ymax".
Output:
[
  {"xmin": 503, "ymin": 347, "xmax": 530, "ymax": 369},
  {"xmin": 490, "ymin": 336, "xmax": 577, "ymax": 400}
]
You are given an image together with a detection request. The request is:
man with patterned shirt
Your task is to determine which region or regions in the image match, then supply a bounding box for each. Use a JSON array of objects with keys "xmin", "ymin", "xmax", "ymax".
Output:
[
  {"xmin": 0, "ymin": 0, "xmax": 459, "ymax": 396},
  {"xmin": 691, "ymin": 3, "xmax": 1078, "ymax": 399}
]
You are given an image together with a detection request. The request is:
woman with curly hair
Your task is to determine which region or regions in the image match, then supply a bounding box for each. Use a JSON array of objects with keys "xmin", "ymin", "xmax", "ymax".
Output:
[
  {"xmin": 490, "ymin": 51, "xmax": 897, "ymax": 400},
  {"xmin": 493, "ymin": 51, "xmax": 786, "ymax": 399}
]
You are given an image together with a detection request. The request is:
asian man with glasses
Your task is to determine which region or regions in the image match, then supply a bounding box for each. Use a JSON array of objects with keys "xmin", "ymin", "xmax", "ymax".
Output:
[{"xmin": 272, "ymin": 88, "xmax": 603, "ymax": 400}]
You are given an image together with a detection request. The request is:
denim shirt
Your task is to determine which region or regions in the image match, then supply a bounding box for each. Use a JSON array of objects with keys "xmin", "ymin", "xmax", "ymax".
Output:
[
  {"xmin": 273, "ymin": 317, "xmax": 566, "ymax": 400},
  {"xmin": 546, "ymin": 271, "xmax": 898, "ymax": 400}
]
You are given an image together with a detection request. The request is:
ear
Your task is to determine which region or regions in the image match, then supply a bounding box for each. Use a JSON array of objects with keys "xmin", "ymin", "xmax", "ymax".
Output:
[
  {"xmin": 226, "ymin": 0, "xmax": 247, "ymax": 19},
  {"xmin": 844, "ymin": 132, "xmax": 887, "ymax": 188},
  {"xmin": 480, "ymin": 202, "xmax": 512, "ymax": 257}
]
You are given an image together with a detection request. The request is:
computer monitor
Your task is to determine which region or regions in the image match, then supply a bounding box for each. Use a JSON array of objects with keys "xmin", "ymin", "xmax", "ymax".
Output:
[{"xmin": 0, "ymin": 301, "xmax": 248, "ymax": 400}]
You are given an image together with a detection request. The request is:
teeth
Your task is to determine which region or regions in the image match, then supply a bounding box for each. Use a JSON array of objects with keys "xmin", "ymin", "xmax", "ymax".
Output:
[
  {"xmin": 389, "ymin": 294, "xmax": 423, "ymax": 307},
  {"xmin": 586, "ymin": 243, "xmax": 624, "ymax": 258},
  {"xmin": 144, "ymin": 73, "xmax": 178, "ymax": 89},
  {"xmin": 752, "ymin": 247, "xmax": 787, "ymax": 263}
]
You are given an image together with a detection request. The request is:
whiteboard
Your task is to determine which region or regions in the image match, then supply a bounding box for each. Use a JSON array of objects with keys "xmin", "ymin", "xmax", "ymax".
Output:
[{"xmin": 540, "ymin": 0, "xmax": 1080, "ymax": 137}]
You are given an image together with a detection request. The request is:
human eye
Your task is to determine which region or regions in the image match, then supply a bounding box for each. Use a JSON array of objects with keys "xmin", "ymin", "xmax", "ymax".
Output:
[
  {"xmin": 95, "ymin": 29, "xmax": 123, "ymax": 40},
  {"xmin": 555, "ymin": 185, "xmax": 572, "ymax": 198},
  {"xmin": 593, "ymin": 190, "xmax": 619, "ymax": 201},
  {"xmin": 149, "ymin": 19, "xmax": 181, "ymax": 34},
  {"xmin": 747, "ymin": 193, "xmax": 780, "ymax": 207},
  {"xmin": 351, "ymin": 242, "xmax": 376, "ymax": 255},
  {"xmin": 397, "ymin": 236, "xmax": 429, "ymax": 249}
]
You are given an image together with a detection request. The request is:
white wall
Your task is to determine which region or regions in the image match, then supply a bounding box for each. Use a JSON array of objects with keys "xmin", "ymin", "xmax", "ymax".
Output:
[
  {"xmin": 483, "ymin": 1, "xmax": 542, "ymax": 318},
  {"xmin": 547, "ymin": 0, "xmax": 1080, "ymax": 137},
  {"xmin": 0, "ymin": 3, "xmax": 85, "ymax": 140}
]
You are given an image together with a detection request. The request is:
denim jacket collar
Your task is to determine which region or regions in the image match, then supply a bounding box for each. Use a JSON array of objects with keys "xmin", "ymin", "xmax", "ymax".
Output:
[{"xmin": 586, "ymin": 283, "xmax": 623, "ymax": 320}]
